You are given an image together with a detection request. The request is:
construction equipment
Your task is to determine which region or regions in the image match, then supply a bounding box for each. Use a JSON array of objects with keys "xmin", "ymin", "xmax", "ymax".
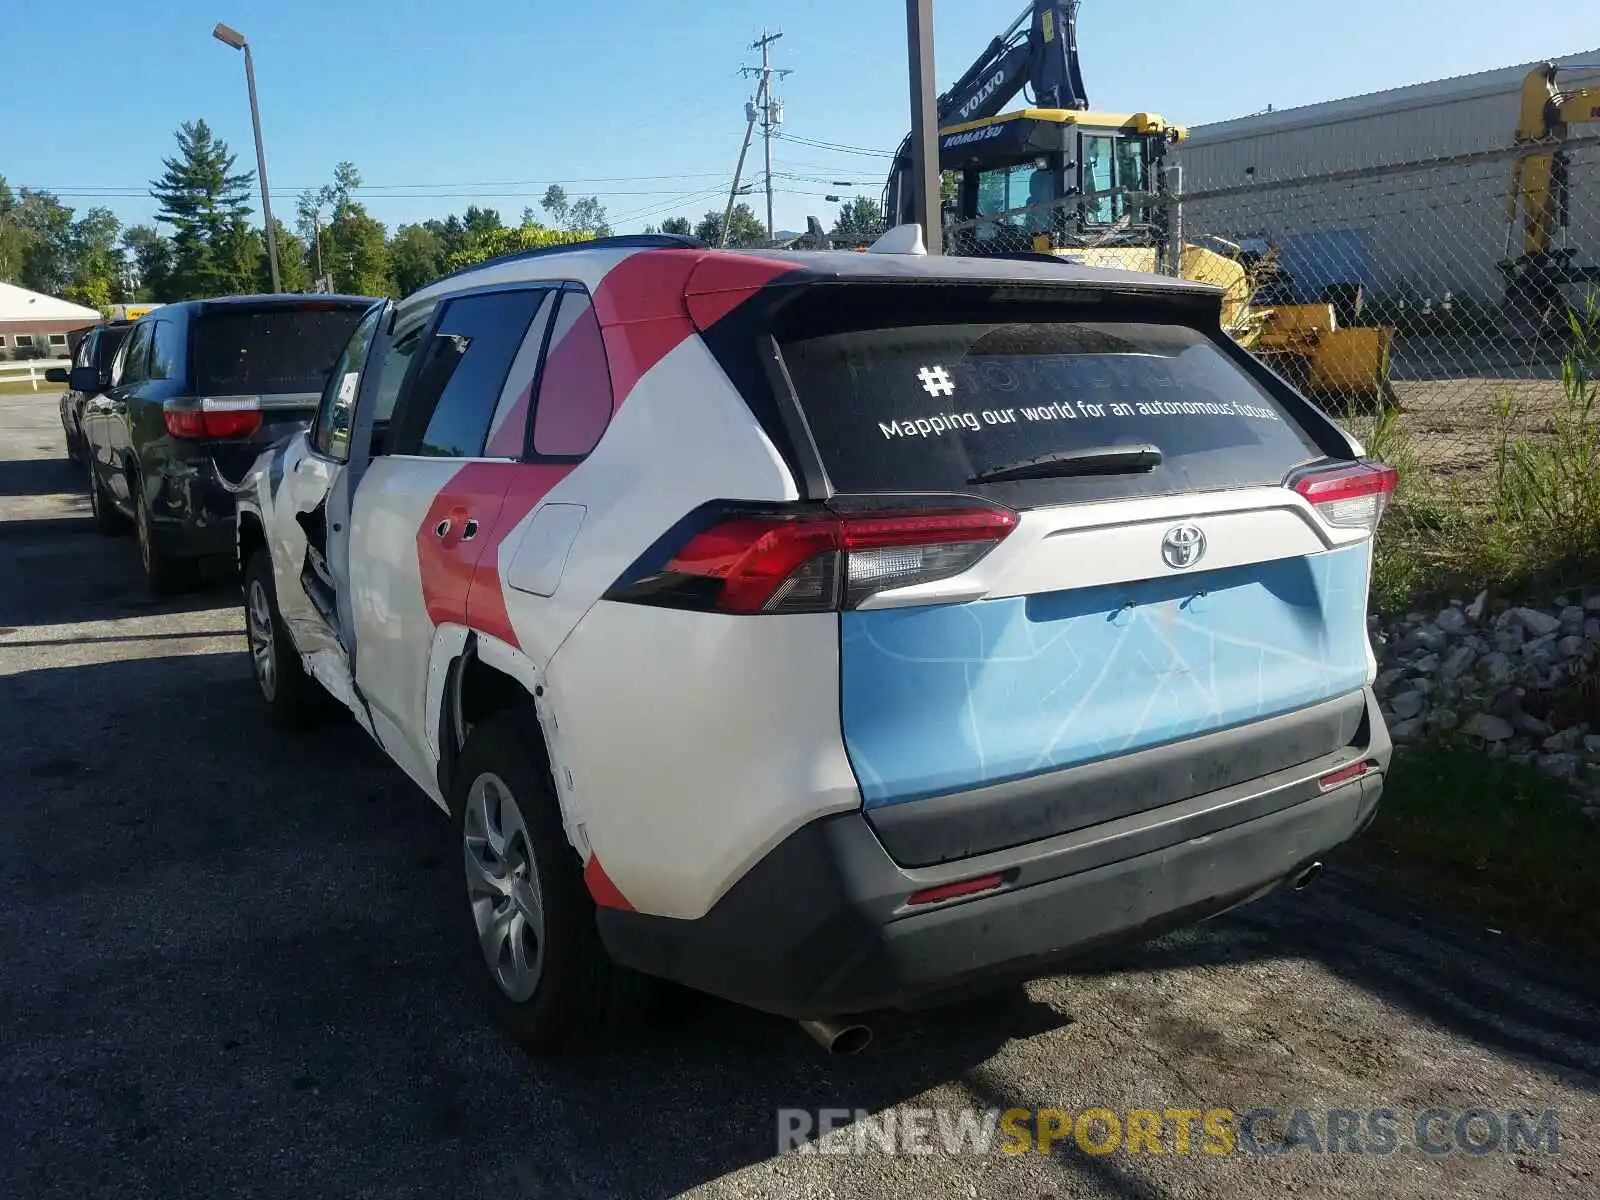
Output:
[
  {"xmin": 880, "ymin": 1, "xmax": 1392, "ymax": 403},
  {"xmin": 884, "ymin": 3, "xmax": 1193, "ymax": 271},
  {"xmin": 1502, "ymin": 61, "xmax": 1600, "ymax": 325}
]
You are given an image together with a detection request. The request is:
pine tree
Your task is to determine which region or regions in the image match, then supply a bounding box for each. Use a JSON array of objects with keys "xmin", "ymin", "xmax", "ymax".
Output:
[{"xmin": 150, "ymin": 119, "xmax": 257, "ymax": 297}]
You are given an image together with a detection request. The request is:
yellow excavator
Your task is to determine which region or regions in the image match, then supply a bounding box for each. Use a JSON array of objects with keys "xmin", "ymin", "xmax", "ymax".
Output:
[
  {"xmin": 1503, "ymin": 61, "xmax": 1600, "ymax": 325},
  {"xmin": 881, "ymin": 0, "xmax": 1392, "ymax": 404}
]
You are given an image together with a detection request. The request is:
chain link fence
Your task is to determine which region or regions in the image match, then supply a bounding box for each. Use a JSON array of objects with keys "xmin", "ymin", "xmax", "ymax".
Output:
[{"xmin": 923, "ymin": 138, "xmax": 1600, "ymax": 520}]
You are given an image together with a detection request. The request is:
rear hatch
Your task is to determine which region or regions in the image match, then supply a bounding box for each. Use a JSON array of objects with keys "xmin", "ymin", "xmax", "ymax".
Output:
[
  {"xmin": 188, "ymin": 299, "xmax": 374, "ymax": 480},
  {"xmin": 769, "ymin": 283, "xmax": 1383, "ymax": 863}
]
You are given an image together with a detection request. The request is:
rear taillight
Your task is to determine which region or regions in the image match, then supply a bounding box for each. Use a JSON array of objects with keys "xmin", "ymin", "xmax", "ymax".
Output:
[
  {"xmin": 608, "ymin": 505, "xmax": 1017, "ymax": 614},
  {"xmin": 1292, "ymin": 462, "xmax": 1397, "ymax": 531},
  {"xmin": 164, "ymin": 397, "xmax": 262, "ymax": 440}
]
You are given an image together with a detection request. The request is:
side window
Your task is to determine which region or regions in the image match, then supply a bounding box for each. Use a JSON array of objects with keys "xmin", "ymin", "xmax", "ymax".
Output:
[
  {"xmin": 148, "ymin": 319, "xmax": 184, "ymax": 382},
  {"xmin": 531, "ymin": 289, "xmax": 614, "ymax": 457},
  {"xmin": 114, "ymin": 324, "xmax": 154, "ymax": 388},
  {"xmin": 483, "ymin": 292, "xmax": 557, "ymax": 458},
  {"xmin": 74, "ymin": 332, "xmax": 96, "ymax": 369},
  {"xmin": 387, "ymin": 289, "xmax": 547, "ymax": 459},
  {"xmin": 1082, "ymin": 135, "xmax": 1115, "ymax": 225},
  {"xmin": 311, "ymin": 305, "xmax": 383, "ymax": 461}
]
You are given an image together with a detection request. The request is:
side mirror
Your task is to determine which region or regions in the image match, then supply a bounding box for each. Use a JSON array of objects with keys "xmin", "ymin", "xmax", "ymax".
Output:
[
  {"xmin": 44, "ymin": 367, "xmax": 70, "ymax": 384},
  {"xmin": 69, "ymin": 366, "xmax": 102, "ymax": 393}
]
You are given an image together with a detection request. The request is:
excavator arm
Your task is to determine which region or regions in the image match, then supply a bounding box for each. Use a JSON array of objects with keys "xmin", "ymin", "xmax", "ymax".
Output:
[
  {"xmin": 1508, "ymin": 63, "xmax": 1600, "ymax": 260},
  {"xmin": 885, "ymin": 1, "xmax": 1087, "ymax": 225}
]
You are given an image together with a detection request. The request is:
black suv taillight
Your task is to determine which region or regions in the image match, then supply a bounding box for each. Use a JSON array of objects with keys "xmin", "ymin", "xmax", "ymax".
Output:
[{"xmin": 606, "ymin": 504, "xmax": 1018, "ymax": 614}]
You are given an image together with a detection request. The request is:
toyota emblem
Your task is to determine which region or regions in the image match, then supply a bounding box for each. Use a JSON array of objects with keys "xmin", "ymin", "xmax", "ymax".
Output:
[{"xmin": 1161, "ymin": 524, "xmax": 1206, "ymax": 570}]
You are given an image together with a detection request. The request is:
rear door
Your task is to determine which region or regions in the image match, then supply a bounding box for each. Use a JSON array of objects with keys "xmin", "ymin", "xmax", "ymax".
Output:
[{"xmin": 771, "ymin": 286, "xmax": 1375, "ymax": 858}]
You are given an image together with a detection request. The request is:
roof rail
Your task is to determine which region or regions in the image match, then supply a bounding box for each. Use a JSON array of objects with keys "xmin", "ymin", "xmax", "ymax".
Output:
[{"xmin": 433, "ymin": 233, "xmax": 707, "ymax": 286}]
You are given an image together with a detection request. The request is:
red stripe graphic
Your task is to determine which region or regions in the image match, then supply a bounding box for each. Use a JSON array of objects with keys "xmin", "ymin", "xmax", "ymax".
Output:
[
  {"xmin": 583, "ymin": 854, "xmax": 634, "ymax": 910},
  {"xmin": 683, "ymin": 253, "xmax": 796, "ymax": 330}
]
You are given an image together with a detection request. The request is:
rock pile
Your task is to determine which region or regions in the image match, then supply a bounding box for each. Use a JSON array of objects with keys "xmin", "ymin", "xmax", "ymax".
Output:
[{"xmin": 1372, "ymin": 592, "xmax": 1600, "ymax": 818}]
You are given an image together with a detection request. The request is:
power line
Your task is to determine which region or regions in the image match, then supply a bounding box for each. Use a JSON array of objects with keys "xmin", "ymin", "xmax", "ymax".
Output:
[{"xmin": 774, "ymin": 132, "xmax": 896, "ymax": 158}]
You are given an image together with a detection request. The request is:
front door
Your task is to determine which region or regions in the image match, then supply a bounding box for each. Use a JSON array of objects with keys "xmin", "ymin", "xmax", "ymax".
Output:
[{"xmin": 274, "ymin": 301, "xmax": 387, "ymax": 660}]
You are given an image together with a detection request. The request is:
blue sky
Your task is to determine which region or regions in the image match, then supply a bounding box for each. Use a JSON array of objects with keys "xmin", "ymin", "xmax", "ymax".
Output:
[{"xmin": 4, "ymin": 0, "xmax": 1590, "ymax": 237}]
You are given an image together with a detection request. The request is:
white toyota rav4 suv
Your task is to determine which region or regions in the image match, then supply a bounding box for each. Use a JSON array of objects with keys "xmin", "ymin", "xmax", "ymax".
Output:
[{"xmin": 236, "ymin": 232, "xmax": 1394, "ymax": 1055}]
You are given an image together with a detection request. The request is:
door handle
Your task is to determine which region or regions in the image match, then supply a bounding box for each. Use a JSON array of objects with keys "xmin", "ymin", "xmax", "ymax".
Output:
[{"xmin": 461, "ymin": 518, "xmax": 479, "ymax": 541}]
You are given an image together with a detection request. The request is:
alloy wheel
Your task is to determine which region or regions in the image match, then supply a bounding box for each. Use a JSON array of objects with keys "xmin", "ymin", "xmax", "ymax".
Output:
[
  {"xmin": 247, "ymin": 579, "xmax": 277, "ymax": 702},
  {"xmin": 463, "ymin": 772, "xmax": 545, "ymax": 1002}
]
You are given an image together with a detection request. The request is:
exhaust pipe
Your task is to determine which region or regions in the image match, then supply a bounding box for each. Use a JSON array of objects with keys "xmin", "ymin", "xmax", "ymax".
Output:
[
  {"xmin": 799, "ymin": 1017, "xmax": 873, "ymax": 1056},
  {"xmin": 1291, "ymin": 861, "xmax": 1324, "ymax": 891}
]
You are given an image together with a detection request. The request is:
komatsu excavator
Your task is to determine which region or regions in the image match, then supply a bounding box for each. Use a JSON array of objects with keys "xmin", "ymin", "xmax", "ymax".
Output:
[
  {"xmin": 879, "ymin": 0, "xmax": 1392, "ymax": 402},
  {"xmin": 1502, "ymin": 61, "xmax": 1600, "ymax": 325},
  {"xmin": 884, "ymin": 2, "xmax": 1202, "ymax": 276}
]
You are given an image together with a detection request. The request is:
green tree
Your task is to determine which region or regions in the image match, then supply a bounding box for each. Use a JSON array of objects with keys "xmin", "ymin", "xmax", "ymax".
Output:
[
  {"xmin": 659, "ymin": 216, "xmax": 693, "ymax": 236},
  {"xmin": 540, "ymin": 185, "xmax": 610, "ymax": 236},
  {"xmin": 390, "ymin": 223, "xmax": 447, "ymax": 295},
  {"xmin": 567, "ymin": 196, "xmax": 612, "ymax": 237},
  {"xmin": 257, "ymin": 219, "xmax": 311, "ymax": 293},
  {"xmin": 830, "ymin": 196, "xmax": 886, "ymax": 245},
  {"xmin": 445, "ymin": 223, "xmax": 585, "ymax": 272},
  {"xmin": 151, "ymin": 119, "xmax": 258, "ymax": 297},
  {"xmin": 0, "ymin": 176, "xmax": 28, "ymax": 284},
  {"xmin": 122, "ymin": 225, "xmax": 174, "ymax": 301},
  {"xmin": 10, "ymin": 188, "xmax": 75, "ymax": 295},
  {"xmin": 307, "ymin": 162, "xmax": 392, "ymax": 296},
  {"xmin": 693, "ymin": 203, "xmax": 765, "ymax": 247},
  {"xmin": 65, "ymin": 206, "xmax": 125, "ymax": 309},
  {"xmin": 540, "ymin": 185, "xmax": 569, "ymax": 228}
]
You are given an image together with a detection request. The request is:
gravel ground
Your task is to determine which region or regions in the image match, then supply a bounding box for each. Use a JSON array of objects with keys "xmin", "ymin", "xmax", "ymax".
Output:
[{"xmin": 1, "ymin": 391, "xmax": 1597, "ymax": 1199}]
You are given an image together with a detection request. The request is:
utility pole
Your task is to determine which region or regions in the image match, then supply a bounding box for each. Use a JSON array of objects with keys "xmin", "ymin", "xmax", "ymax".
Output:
[
  {"xmin": 742, "ymin": 31, "xmax": 792, "ymax": 243},
  {"xmin": 312, "ymin": 211, "xmax": 326, "ymax": 291},
  {"xmin": 905, "ymin": 0, "xmax": 942, "ymax": 254},
  {"xmin": 719, "ymin": 95, "xmax": 759, "ymax": 247}
]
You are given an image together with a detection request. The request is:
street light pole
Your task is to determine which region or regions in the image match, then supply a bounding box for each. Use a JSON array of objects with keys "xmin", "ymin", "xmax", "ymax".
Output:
[
  {"xmin": 905, "ymin": 0, "xmax": 942, "ymax": 254},
  {"xmin": 213, "ymin": 23, "xmax": 281, "ymax": 292}
]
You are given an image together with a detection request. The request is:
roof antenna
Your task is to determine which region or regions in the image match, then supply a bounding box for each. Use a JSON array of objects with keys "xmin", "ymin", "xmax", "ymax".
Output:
[{"xmin": 868, "ymin": 224, "xmax": 927, "ymax": 256}]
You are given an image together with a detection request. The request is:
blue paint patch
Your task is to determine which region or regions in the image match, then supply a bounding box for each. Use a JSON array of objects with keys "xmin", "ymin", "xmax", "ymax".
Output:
[{"xmin": 840, "ymin": 544, "xmax": 1372, "ymax": 807}]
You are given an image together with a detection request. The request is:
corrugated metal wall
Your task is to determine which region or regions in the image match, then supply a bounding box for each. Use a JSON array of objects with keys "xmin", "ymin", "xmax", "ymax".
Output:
[{"xmin": 1173, "ymin": 53, "xmax": 1600, "ymax": 304}]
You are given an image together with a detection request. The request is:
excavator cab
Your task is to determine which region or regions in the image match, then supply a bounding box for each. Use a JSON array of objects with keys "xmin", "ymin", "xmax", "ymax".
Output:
[{"xmin": 940, "ymin": 110, "xmax": 1178, "ymax": 273}]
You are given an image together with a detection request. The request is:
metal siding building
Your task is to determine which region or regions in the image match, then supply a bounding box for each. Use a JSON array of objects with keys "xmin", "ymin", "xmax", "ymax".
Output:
[{"xmin": 1173, "ymin": 52, "xmax": 1600, "ymax": 305}]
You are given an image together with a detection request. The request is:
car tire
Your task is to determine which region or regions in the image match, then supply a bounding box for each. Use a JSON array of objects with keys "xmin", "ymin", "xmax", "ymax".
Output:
[
  {"xmin": 85, "ymin": 458, "xmax": 127, "ymax": 536},
  {"xmin": 451, "ymin": 708, "xmax": 649, "ymax": 1057},
  {"xmin": 243, "ymin": 549, "xmax": 326, "ymax": 730},
  {"xmin": 134, "ymin": 486, "xmax": 199, "ymax": 596}
]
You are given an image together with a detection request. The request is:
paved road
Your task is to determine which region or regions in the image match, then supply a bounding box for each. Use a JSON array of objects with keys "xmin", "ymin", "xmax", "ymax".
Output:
[{"xmin": 1, "ymin": 391, "xmax": 1596, "ymax": 1199}]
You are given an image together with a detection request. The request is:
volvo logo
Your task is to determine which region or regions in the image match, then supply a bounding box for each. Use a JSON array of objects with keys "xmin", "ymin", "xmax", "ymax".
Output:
[{"xmin": 1161, "ymin": 525, "xmax": 1207, "ymax": 570}]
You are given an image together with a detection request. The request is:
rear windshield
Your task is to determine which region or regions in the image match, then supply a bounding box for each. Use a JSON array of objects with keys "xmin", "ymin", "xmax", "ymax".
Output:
[
  {"xmin": 194, "ymin": 304, "xmax": 371, "ymax": 397},
  {"xmin": 779, "ymin": 318, "xmax": 1324, "ymax": 502},
  {"xmin": 95, "ymin": 327, "xmax": 130, "ymax": 372}
]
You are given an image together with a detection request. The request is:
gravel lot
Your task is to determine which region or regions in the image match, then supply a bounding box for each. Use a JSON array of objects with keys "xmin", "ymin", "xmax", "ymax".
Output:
[{"xmin": 1, "ymin": 390, "xmax": 1597, "ymax": 1199}]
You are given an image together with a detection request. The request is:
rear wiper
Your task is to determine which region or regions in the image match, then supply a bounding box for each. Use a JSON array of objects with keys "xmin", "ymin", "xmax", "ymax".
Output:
[{"xmin": 969, "ymin": 443, "xmax": 1163, "ymax": 484}]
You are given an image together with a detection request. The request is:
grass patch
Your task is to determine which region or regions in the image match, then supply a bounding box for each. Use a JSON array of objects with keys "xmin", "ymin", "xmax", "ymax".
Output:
[
  {"xmin": 0, "ymin": 378, "xmax": 62, "ymax": 397},
  {"xmin": 1344, "ymin": 741, "xmax": 1600, "ymax": 959},
  {"xmin": 1358, "ymin": 298, "xmax": 1600, "ymax": 615}
]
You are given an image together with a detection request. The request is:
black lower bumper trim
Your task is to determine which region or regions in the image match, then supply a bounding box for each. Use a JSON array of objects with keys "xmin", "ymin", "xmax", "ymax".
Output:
[{"xmin": 597, "ymin": 764, "xmax": 1385, "ymax": 1020}]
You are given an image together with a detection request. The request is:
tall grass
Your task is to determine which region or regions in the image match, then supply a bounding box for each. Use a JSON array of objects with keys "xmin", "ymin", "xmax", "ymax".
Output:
[{"xmin": 1363, "ymin": 296, "xmax": 1600, "ymax": 611}]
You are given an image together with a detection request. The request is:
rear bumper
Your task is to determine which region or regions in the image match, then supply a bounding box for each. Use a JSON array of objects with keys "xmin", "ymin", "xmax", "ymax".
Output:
[
  {"xmin": 598, "ymin": 690, "xmax": 1390, "ymax": 1019},
  {"xmin": 147, "ymin": 455, "xmax": 238, "ymax": 559}
]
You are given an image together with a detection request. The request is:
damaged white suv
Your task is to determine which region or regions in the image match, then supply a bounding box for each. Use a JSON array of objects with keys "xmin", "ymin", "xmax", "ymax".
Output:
[{"xmin": 236, "ymin": 233, "xmax": 1393, "ymax": 1055}]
